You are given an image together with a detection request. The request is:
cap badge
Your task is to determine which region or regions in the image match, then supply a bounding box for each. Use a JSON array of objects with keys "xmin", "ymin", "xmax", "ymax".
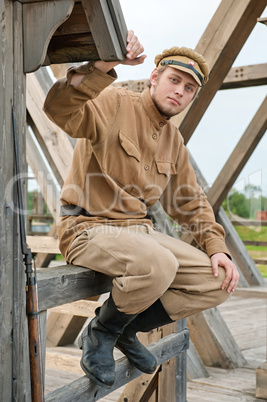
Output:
[{"xmin": 189, "ymin": 60, "xmax": 195, "ymax": 66}]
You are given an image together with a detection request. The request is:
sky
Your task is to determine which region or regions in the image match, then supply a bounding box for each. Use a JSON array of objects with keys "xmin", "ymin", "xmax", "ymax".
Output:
[{"xmin": 116, "ymin": 0, "xmax": 267, "ymax": 198}]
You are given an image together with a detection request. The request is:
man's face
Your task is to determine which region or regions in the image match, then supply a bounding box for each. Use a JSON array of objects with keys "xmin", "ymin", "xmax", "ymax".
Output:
[{"xmin": 149, "ymin": 67, "xmax": 199, "ymax": 119}]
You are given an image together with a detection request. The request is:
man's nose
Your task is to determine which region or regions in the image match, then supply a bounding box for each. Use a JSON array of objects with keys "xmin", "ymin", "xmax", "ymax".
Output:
[{"xmin": 174, "ymin": 84, "xmax": 184, "ymax": 97}]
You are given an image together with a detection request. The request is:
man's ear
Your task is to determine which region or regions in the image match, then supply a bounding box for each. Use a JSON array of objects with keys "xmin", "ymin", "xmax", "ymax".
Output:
[{"xmin": 150, "ymin": 68, "xmax": 159, "ymax": 87}]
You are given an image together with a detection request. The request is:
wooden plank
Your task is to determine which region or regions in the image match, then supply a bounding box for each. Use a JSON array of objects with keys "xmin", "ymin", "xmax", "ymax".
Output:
[
  {"xmin": 171, "ymin": 0, "xmax": 267, "ymax": 144},
  {"xmin": 37, "ymin": 265, "xmax": 113, "ymax": 311},
  {"xmin": 254, "ymin": 258, "xmax": 267, "ymax": 265},
  {"xmin": 256, "ymin": 362, "xmax": 267, "ymax": 399},
  {"xmin": 115, "ymin": 63, "xmax": 267, "ymax": 93},
  {"xmin": 220, "ymin": 63, "xmax": 267, "ymax": 89},
  {"xmin": 217, "ymin": 208, "xmax": 265, "ymax": 286},
  {"xmin": 0, "ymin": 0, "xmax": 14, "ymax": 398},
  {"xmin": 188, "ymin": 151, "xmax": 264, "ymax": 287},
  {"xmin": 158, "ymin": 322, "xmax": 177, "ymax": 402},
  {"xmin": 27, "ymin": 235, "xmax": 60, "ymax": 254},
  {"xmin": 234, "ymin": 287, "xmax": 267, "ymax": 299},
  {"xmin": 81, "ymin": 0, "xmax": 127, "ymax": 61},
  {"xmin": 23, "ymin": 0, "xmax": 75, "ymax": 72},
  {"xmin": 46, "ymin": 313, "xmax": 87, "ymax": 347},
  {"xmin": 48, "ymin": 300, "xmax": 103, "ymax": 317},
  {"xmin": 243, "ymin": 240, "xmax": 267, "ymax": 246},
  {"xmin": 187, "ymin": 307, "xmax": 247, "ymax": 369},
  {"xmin": 45, "ymin": 330, "xmax": 189, "ymax": 402},
  {"xmin": 46, "ymin": 347, "xmax": 84, "ymax": 375},
  {"xmin": 11, "ymin": 2, "xmax": 32, "ymax": 400},
  {"xmin": 231, "ymin": 220, "xmax": 267, "ymax": 227},
  {"xmin": 207, "ymin": 96, "xmax": 267, "ymax": 213},
  {"xmin": 26, "ymin": 72, "xmax": 74, "ymax": 187},
  {"xmin": 26, "ymin": 127, "xmax": 60, "ymax": 221}
]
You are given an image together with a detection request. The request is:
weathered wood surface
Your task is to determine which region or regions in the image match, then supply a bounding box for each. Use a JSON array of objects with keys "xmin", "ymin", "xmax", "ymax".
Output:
[
  {"xmin": 256, "ymin": 362, "xmax": 267, "ymax": 399},
  {"xmin": 27, "ymin": 235, "xmax": 60, "ymax": 254},
  {"xmin": 220, "ymin": 63, "xmax": 267, "ymax": 89},
  {"xmin": 171, "ymin": 0, "xmax": 267, "ymax": 144},
  {"xmin": 45, "ymin": 330, "xmax": 189, "ymax": 402},
  {"xmin": 44, "ymin": 288, "xmax": 267, "ymax": 401},
  {"xmin": 188, "ymin": 307, "xmax": 247, "ymax": 369},
  {"xmin": 26, "ymin": 72, "xmax": 74, "ymax": 187},
  {"xmin": 189, "ymin": 152, "xmax": 265, "ymax": 287},
  {"xmin": 207, "ymin": 96, "xmax": 267, "ymax": 213},
  {"xmin": 26, "ymin": 127, "xmax": 60, "ymax": 221},
  {"xmin": 81, "ymin": 0, "xmax": 127, "ymax": 61},
  {"xmin": 23, "ymin": 0, "xmax": 75, "ymax": 72},
  {"xmin": 37, "ymin": 265, "xmax": 113, "ymax": 311},
  {"xmin": 114, "ymin": 63, "xmax": 267, "ymax": 93},
  {"xmin": 0, "ymin": 1, "xmax": 30, "ymax": 400}
]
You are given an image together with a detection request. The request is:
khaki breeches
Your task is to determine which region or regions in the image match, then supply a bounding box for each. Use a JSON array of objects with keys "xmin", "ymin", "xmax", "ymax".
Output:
[{"xmin": 66, "ymin": 224, "xmax": 229, "ymax": 320}]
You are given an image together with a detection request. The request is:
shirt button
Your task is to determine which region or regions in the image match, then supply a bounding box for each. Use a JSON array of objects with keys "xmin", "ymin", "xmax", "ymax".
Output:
[
  {"xmin": 159, "ymin": 121, "xmax": 164, "ymax": 127},
  {"xmin": 152, "ymin": 134, "xmax": 157, "ymax": 140},
  {"xmin": 144, "ymin": 165, "xmax": 149, "ymax": 171}
]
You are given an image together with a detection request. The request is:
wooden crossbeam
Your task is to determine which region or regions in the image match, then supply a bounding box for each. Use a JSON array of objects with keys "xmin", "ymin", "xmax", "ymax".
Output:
[
  {"xmin": 45, "ymin": 330, "xmax": 189, "ymax": 402},
  {"xmin": 171, "ymin": 0, "xmax": 267, "ymax": 144},
  {"xmin": 220, "ymin": 63, "xmax": 267, "ymax": 89},
  {"xmin": 207, "ymin": 96, "xmax": 267, "ymax": 213},
  {"xmin": 114, "ymin": 63, "xmax": 267, "ymax": 92},
  {"xmin": 37, "ymin": 265, "xmax": 112, "ymax": 311}
]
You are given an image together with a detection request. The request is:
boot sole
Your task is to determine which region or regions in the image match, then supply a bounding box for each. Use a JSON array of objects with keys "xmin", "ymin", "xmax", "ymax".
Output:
[
  {"xmin": 116, "ymin": 344, "xmax": 157, "ymax": 374},
  {"xmin": 78, "ymin": 334, "xmax": 115, "ymax": 388},
  {"xmin": 80, "ymin": 359, "xmax": 114, "ymax": 389}
]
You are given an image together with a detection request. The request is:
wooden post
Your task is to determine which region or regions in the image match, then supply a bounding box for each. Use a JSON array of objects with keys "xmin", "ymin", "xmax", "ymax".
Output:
[{"xmin": 0, "ymin": 0, "xmax": 30, "ymax": 400}]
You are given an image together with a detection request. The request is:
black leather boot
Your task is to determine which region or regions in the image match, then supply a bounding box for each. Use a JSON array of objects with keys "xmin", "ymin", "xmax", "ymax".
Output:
[
  {"xmin": 78, "ymin": 295, "xmax": 137, "ymax": 388},
  {"xmin": 115, "ymin": 299, "xmax": 174, "ymax": 374}
]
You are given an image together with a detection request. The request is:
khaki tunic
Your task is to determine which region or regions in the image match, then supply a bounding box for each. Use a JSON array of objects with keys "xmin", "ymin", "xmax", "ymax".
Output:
[{"xmin": 44, "ymin": 63, "xmax": 229, "ymax": 261}]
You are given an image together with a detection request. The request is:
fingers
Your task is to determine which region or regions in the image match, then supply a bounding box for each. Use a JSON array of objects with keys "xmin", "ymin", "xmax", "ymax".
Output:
[
  {"xmin": 222, "ymin": 262, "xmax": 240, "ymax": 293},
  {"xmin": 211, "ymin": 253, "xmax": 240, "ymax": 294},
  {"xmin": 125, "ymin": 30, "xmax": 146, "ymax": 63}
]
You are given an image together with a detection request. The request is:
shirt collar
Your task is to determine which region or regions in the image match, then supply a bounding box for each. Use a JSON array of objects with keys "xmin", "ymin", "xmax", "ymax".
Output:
[{"xmin": 141, "ymin": 88, "xmax": 168, "ymax": 129}]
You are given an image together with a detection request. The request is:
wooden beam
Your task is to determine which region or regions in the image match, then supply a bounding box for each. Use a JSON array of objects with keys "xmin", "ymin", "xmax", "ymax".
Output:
[
  {"xmin": 258, "ymin": 17, "xmax": 267, "ymax": 26},
  {"xmin": 115, "ymin": 63, "xmax": 267, "ymax": 93},
  {"xmin": 27, "ymin": 235, "xmax": 59, "ymax": 254},
  {"xmin": 26, "ymin": 127, "xmax": 60, "ymax": 221},
  {"xmin": 26, "ymin": 72, "xmax": 74, "ymax": 186},
  {"xmin": 187, "ymin": 307, "xmax": 247, "ymax": 369},
  {"xmin": 23, "ymin": 0, "xmax": 75, "ymax": 72},
  {"xmin": 207, "ymin": 96, "xmax": 267, "ymax": 213},
  {"xmin": 37, "ymin": 265, "xmax": 113, "ymax": 311},
  {"xmin": 81, "ymin": 0, "xmax": 127, "ymax": 61},
  {"xmin": 188, "ymin": 152, "xmax": 265, "ymax": 287},
  {"xmin": 45, "ymin": 330, "xmax": 189, "ymax": 402},
  {"xmin": 231, "ymin": 221, "xmax": 267, "ymax": 227},
  {"xmin": 220, "ymin": 63, "xmax": 267, "ymax": 89},
  {"xmin": 171, "ymin": 0, "xmax": 267, "ymax": 144}
]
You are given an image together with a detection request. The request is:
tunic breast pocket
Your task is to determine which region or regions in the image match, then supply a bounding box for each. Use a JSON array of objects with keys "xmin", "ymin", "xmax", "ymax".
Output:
[
  {"xmin": 103, "ymin": 131, "xmax": 141, "ymax": 188},
  {"xmin": 154, "ymin": 160, "xmax": 177, "ymax": 191}
]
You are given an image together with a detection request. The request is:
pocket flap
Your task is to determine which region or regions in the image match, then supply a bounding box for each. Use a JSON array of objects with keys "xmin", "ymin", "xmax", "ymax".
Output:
[
  {"xmin": 119, "ymin": 131, "xmax": 141, "ymax": 161},
  {"xmin": 156, "ymin": 161, "xmax": 176, "ymax": 177}
]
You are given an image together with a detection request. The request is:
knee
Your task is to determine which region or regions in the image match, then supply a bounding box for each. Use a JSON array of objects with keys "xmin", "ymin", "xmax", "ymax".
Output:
[{"xmin": 146, "ymin": 249, "xmax": 178, "ymax": 291}]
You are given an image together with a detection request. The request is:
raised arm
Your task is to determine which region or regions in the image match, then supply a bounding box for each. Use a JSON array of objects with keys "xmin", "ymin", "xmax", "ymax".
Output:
[{"xmin": 71, "ymin": 30, "xmax": 146, "ymax": 87}]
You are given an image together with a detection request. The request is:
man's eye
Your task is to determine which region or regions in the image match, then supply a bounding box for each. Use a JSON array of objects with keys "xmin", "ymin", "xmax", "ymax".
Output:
[
  {"xmin": 186, "ymin": 86, "xmax": 193, "ymax": 92},
  {"xmin": 171, "ymin": 78, "xmax": 177, "ymax": 83}
]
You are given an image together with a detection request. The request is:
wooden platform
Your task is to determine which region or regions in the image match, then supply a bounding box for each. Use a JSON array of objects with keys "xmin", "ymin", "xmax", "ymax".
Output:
[{"xmin": 45, "ymin": 284, "xmax": 267, "ymax": 401}]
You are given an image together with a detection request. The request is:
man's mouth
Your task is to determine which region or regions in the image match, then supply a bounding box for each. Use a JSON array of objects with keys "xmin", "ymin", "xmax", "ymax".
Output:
[{"xmin": 168, "ymin": 97, "xmax": 181, "ymax": 106}]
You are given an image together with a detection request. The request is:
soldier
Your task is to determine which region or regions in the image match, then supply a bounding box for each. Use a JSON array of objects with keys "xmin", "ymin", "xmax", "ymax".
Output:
[{"xmin": 44, "ymin": 31, "xmax": 239, "ymax": 388}]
